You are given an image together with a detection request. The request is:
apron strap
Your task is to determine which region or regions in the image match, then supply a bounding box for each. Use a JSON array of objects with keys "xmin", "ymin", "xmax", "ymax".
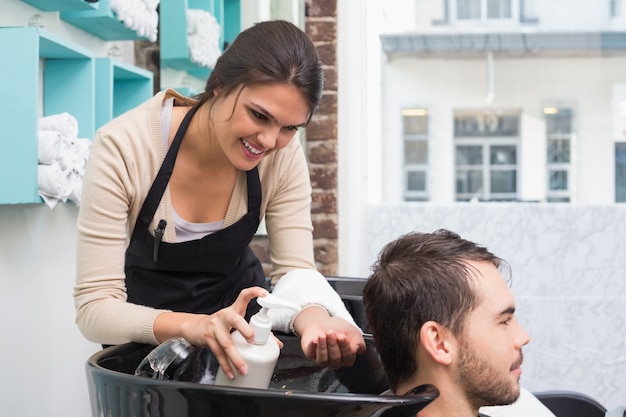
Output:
[{"xmin": 136, "ymin": 104, "xmax": 200, "ymax": 228}]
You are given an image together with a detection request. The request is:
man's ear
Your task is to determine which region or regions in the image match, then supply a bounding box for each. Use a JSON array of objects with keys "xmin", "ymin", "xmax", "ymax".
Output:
[{"xmin": 419, "ymin": 321, "xmax": 454, "ymax": 366}]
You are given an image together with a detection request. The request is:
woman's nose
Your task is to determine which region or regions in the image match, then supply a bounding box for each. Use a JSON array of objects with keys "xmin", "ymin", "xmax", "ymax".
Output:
[{"xmin": 257, "ymin": 126, "xmax": 280, "ymax": 149}]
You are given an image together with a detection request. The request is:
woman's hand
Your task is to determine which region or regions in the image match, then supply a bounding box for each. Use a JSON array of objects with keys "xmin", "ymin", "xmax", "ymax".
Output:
[
  {"xmin": 154, "ymin": 286, "xmax": 270, "ymax": 380},
  {"xmin": 294, "ymin": 306, "xmax": 366, "ymax": 369}
]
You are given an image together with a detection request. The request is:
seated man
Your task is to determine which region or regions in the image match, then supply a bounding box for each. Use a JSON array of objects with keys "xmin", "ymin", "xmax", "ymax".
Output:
[{"xmin": 363, "ymin": 229, "xmax": 553, "ymax": 417}]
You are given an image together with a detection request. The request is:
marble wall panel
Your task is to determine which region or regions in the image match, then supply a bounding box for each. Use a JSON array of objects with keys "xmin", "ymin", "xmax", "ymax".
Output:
[{"xmin": 366, "ymin": 203, "xmax": 626, "ymax": 409}]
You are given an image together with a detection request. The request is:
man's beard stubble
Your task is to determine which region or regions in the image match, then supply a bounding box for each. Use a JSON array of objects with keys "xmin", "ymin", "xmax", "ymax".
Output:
[{"xmin": 456, "ymin": 337, "xmax": 523, "ymax": 410}]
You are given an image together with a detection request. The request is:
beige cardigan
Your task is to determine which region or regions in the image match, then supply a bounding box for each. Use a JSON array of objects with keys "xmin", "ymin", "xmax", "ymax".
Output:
[{"xmin": 74, "ymin": 89, "xmax": 322, "ymax": 345}]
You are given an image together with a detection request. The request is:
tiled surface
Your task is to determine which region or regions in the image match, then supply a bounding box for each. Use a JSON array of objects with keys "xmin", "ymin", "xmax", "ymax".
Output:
[{"xmin": 366, "ymin": 203, "xmax": 626, "ymax": 409}]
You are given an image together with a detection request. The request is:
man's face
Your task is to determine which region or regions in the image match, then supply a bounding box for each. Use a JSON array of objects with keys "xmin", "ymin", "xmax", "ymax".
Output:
[{"xmin": 454, "ymin": 260, "xmax": 530, "ymax": 409}]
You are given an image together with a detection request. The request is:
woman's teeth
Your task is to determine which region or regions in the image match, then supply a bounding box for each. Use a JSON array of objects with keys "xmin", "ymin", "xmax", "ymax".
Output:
[{"xmin": 242, "ymin": 139, "xmax": 263, "ymax": 155}]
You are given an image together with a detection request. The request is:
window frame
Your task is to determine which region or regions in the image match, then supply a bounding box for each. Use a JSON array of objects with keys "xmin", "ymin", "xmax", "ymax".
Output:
[
  {"xmin": 616, "ymin": 142, "xmax": 626, "ymax": 202},
  {"xmin": 544, "ymin": 106, "xmax": 574, "ymax": 203},
  {"xmin": 454, "ymin": 110, "xmax": 521, "ymax": 202},
  {"xmin": 450, "ymin": 0, "xmax": 519, "ymax": 24},
  {"xmin": 402, "ymin": 108, "xmax": 430, "ymax": 202}
]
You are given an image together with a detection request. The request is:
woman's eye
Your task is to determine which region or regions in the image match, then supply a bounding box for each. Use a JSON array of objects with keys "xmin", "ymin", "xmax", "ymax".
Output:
[
  {"xmin": 286, "ymin": 126, "xmax": 299, "ymax": 132},
  {"xmin": 251, "ymin": 110, "xmax": 267, "ymax": 120}
]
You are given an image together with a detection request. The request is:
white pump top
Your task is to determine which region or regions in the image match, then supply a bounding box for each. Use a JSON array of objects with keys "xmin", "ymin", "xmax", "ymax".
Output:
[{"xmin": 251, "ymin": 294, "xmax": 301, "ymax": 344}]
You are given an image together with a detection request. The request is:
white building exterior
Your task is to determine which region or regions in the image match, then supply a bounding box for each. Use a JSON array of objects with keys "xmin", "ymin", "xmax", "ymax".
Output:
[
  {"xmin": 377, "ymin": 0, "xmax": 626, "ymax": 204},
  {"xmin": 336, "ymin": 0, "xmax": 626, "ymax": 409}
]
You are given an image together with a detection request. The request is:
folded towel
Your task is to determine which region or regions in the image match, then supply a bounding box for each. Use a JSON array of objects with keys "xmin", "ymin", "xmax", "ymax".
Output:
[
  {"xmin": 38, "ymin": 163, "xmax": 72, "ymax": 209},
  {"xmin": 71, "ymin": 138, "xmax": 92, "ymax": 175},
  {"xmin": 187, "ymin": 9, "xmax": 221, "ymax": 68},
  {"xmin": 38, "ymin": 112, "xmax": 78, "ymax": 140},
  {"xmin": 57, "ymin": 137, "xmax": 72, "ymax": 171},
  {"xmin": 111, "ymin": 0, "xmax": 159, "ymax": 42},
  {"xmin": 38, "ymin": 130, "xmax": 63, "ymax": 165},
  {"xmin": 67, "ymin": 171, "xmax": 83, "ymax": 207}
]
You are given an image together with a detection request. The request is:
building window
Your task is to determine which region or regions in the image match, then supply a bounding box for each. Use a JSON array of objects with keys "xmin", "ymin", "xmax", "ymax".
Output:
[
  {"xmin": 454, "ymin": 111, "xmax": 520, "ymax": 201},
  {"xmin": 403, "ymin": 108, "xmax": 429, "ymax": 201},
  {"xmin": 454, "ymin": 0, "xmax": 514, "ymax": 20},
  {"xmin": 611, "ymin": 0, "xmax": 626, "ymax": 18},
  {"xmin": 545, "ymin": 107, "xmax": 573, "ymax": 202},
  {"xmin": 617, "ymin": 143, "xmax": 626, "ymax": 202}
]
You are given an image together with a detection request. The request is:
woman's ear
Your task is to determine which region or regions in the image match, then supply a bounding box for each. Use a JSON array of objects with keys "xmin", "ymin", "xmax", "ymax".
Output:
[
  {"xmin": 213, "ymin": 87, "xmax": 222, "ymax": 97},
  {"xmin": 419, "ymin": 321, "xmax": 454, "ymax": 366}
]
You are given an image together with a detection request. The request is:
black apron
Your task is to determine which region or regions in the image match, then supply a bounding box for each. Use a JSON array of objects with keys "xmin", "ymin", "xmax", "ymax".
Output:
[{"xmin": 124, "ymin": 104, "xmax": 265, "ymax": 320}]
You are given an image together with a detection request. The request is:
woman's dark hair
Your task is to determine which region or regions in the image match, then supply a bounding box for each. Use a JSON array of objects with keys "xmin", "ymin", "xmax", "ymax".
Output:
[
  {"xmin": 363, "ymin": 229, "xmax": 507, "ymax": 391},
  {"xmin": 196, "ymin": 20, "xmax": 324, "ymax": 123}
]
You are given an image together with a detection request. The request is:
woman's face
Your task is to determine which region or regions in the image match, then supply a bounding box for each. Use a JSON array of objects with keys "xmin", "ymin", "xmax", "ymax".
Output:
[{"xmin": 210, "ymin": 83, "xmax": 310, "ymax": 171}]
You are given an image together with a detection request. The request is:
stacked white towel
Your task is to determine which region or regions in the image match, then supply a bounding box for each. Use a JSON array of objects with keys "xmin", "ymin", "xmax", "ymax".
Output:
[
  {"xmin": 110, "ymin": 0, "xmax": 160, "ymax": 42},
  {"xmin": 37, "ymin": 113, "xmax": 92, "ymax": 209},
  {"xmin": 187, "ymin": 9, "xmax": 222, "ymax": 68}
]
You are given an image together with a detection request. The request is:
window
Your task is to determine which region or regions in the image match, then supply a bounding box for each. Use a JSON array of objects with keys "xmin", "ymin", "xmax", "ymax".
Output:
[
  {"xmin": 454, "ymin": 0, "xmax": 513, "ymax": 21},
  {"xmin": 617, "ymin": 143, "xmax": 626, "ymax": 202},
  {"xmin": 545, "ymin": 107, "xmax": 573, "ymax": 202},
  {"xmin": 403, "ymin": 108, "xmax": 429, "ymax": 201},
  {"xmin": 454, "ymin": 111, "xmax": 520, "ymax": 201},
  {"xmin": 611, "ymin": 0, "xmax": 626, "ymax": 18}
]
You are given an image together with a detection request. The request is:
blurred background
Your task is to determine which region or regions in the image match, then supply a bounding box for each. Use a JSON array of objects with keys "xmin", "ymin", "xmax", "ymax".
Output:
[{"xmin": 0, "ymin": 0, "xmax": 624, "ymax": 415}]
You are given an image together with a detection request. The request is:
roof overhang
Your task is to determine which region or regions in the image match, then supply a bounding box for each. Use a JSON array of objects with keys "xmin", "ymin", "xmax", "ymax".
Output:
[{"xmin": 380, "ymin": 31, "xmax": 626, "ymax": 60}]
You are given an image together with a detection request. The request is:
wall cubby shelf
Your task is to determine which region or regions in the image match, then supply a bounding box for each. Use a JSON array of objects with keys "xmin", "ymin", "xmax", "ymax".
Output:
[
  {"xmin": 0, "ymin": 27, "xmax": 95, "ymax": 205},
  {"xmin": 20, "ymin": 0, "xmax": 97, "ymax": 12},
  {"xmin": 0, "ymin": 28, "xmax": 153, "ymax": 205},
  {"xmin": 60, "ymin": 0, "xmax": 148, "ymax": 41},
  {"xmin": 160, "ymin": 0, "xmax": 240, "ymax": 81},
  {"xmin": 160, "ymin": 0, "xmax": 219, "ymax": 77},
  {"xmin": 95, "ymin": 58, "xmax": 154, "ymax": 129}
]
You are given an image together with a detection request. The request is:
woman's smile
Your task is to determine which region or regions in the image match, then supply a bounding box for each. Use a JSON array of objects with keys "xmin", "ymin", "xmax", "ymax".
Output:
[
  {"xmin": 211, "ymin": 83, "xmax": 310, "ymax": 170},
  {"xmin": 241, "ymin": 138, "xmax": 265, "ymax": 158}
]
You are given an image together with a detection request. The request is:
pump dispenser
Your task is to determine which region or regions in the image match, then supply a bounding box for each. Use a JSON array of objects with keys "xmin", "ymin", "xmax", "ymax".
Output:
[{"xmin": 214, "ymin": 294, "xmax": 301, "ymax": 389}]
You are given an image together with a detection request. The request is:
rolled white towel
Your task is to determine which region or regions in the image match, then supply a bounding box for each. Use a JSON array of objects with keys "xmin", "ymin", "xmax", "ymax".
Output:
[
  {"xmin": 109, "ymin": 0, "xmax": 127, "ymax": 20},
  {"xmin": 38, "ymin": 130, "xmax": 62, "ymax": 165},
  {"xmin": 38, "ymin": 112, "xmax": 78, "ymax": 140},
  {"xmin": 67, "ymin": 171, "xmax": 83, "ymax": 207},
  {"xmin": 187, "ymin": 9, "xmax": 221, "ymax": 67},
  {"xmin": 144, "ymin": 0, "xmax": 160, "ymax": 11},
  {"xmin": 38, "ymin": 162, "xmax": 72, "ymax": 209},
  {"xmin": 268, "ymin": 269, "xmax": 360, "ymax": 334},
  {"xmin": 71, "ymin": 138, "xmax": 92, "ymax": 175},
  {"xmin": 112, "ymin": 0, "xmax": 159, "ymax": 41},
  {"xmin": 57, "ymin": 136, "xmax": 73, "ymax": 171},
  {"xmin": 186, "ymin": 9, "xmax": 202, "ymax": 35},
  {"xmin": 145, "ymin": 9, "xmax": 159, "ymax": 42}
]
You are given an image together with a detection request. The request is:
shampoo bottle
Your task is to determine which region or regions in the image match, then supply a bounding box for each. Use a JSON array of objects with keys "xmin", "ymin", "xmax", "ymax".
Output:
[{"xmin": 214, "ymin": 293, "xmax": 301, "ymax": 389}]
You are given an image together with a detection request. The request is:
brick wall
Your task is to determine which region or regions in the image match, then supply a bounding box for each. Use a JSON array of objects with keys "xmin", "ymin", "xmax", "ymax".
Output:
[
  {"xmin": 304, "ymin": 0, "xmax": 339, "ymax": 276},
  {"xmin": 136, "ymin": 2, "xmax": 339, "ymax": 277},
  {"xmin": 253, "ymin": 0, "xmax": 339, "ymax": 277}
]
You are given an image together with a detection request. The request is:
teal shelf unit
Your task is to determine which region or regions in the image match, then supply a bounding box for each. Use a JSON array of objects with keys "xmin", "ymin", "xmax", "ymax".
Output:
[
  {"xmin": 161, "ymin": 0, "xmax": 240, "ymax": 78},
  {"xmin": 223, "ymin": 0, "xmax": 241, "ymax": 48},
  {"xmin": 60, "ymin": 0, "xmax": 148, "ymax": 41},
  {"xmin": 95, "ymin": 58, "xmax": 154, "ymax": 129},
  {"xmin": 20, "ymin": 0, "xmax": 98, "ymax": 12},
  {"xmin": 0, "ymin": 27, "xmax": 95, "ymax": 205}
]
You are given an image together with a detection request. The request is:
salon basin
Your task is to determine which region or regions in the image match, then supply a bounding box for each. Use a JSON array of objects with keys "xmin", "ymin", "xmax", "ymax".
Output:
[
  {"xmin": 86, "ymin": 333, "xmax": 438, "ymax": 417},
  {"xmin": 86, "ymin": 277, "xmax": 438, "ymax": 416}
]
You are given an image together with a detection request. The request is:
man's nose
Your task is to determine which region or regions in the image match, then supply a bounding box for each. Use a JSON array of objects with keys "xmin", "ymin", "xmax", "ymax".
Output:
[{"xmin": 516, "ymin": 323, "xmax": 531, "ymax": 348}]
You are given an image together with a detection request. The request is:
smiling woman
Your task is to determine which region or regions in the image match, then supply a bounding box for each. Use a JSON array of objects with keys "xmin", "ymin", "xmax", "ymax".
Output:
[{"xmin": 74, "ymin": 19, "xmax": 366, "ymax": 384}]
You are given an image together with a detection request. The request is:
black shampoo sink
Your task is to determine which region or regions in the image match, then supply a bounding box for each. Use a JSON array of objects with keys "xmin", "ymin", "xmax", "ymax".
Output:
[
  {"xmin": 86, "ymin": 334, "xmax": 438, "ymax": 417},
  {"xmin": 86, "ymin": 277, "xmax": 438, "ymax": 416}
]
